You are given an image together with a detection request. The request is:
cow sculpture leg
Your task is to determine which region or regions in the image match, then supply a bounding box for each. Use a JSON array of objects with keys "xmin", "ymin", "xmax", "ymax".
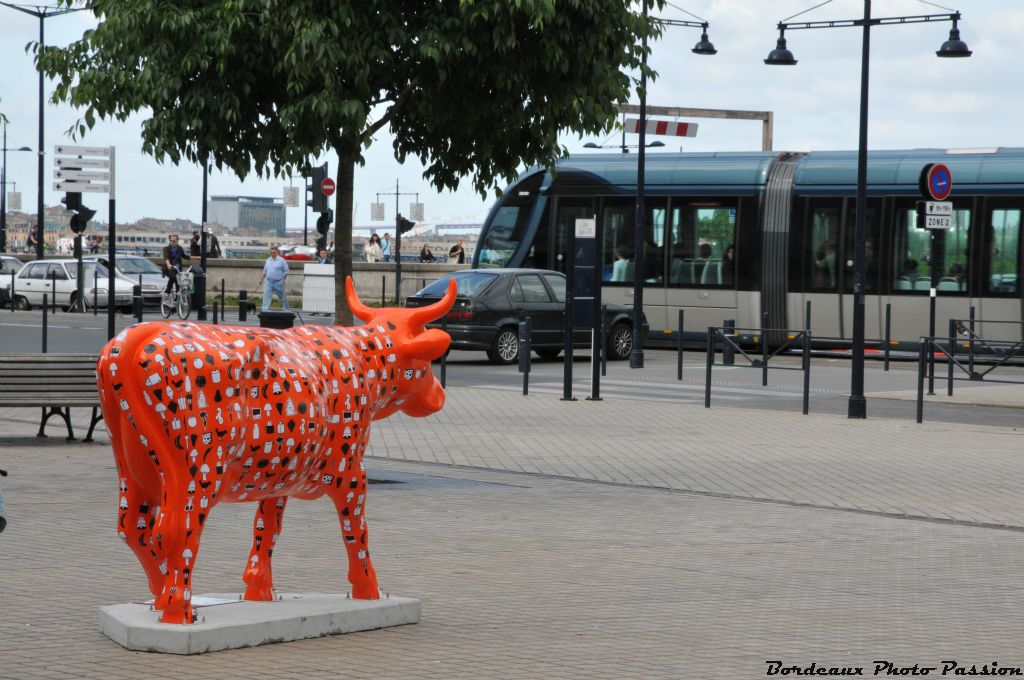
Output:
[
  {"xmin": 327, "ymin": 467, "xmax": 380, "ymax": 599},
  {"xmin": 151, "ymin": 482, "xmax": 208, "ymax": 624},
  {"xmin": 115, "ymin": 473, "xmax": 163, "ymax": 598},
  {"xmin": 243, "ymin": 496, "xmax": 288, "ymax": 601}
]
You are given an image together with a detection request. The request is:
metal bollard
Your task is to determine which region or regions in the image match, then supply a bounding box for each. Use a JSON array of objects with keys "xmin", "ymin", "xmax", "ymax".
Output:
[
  {"xmin": 213, "ymin": 299, "xmax": 219, "ymax": 324},
  {"xmin": 802, "ymin": 331, "xmax": 811, "ymax": 415},
  {"xmin": 723, "ymin": 318, "xmax": 735, "ymax": 365},
  {"xmin": 381, "ymin": 275, "xmax": 386, "ymax": 306},
  {"xmin": 761, "ymin": 313, "xmax": 769, "ymax": 387},
  {"xmin": 947, "ymin": 318, "xmax": 956, "ymax": 397},
  {"xmin": 704, "ymin": 327, "xmax": 714, "ymax": 408},
  {"xmin": 221, "ymin": 278, "xmax": 226, "ymax": 317},
  {"xmin": 677, "ymin": 309, "xmax": 685, "ymax": 380},
  {"xmin": 9, "ymin": 271, "xmax": 14, "ymax": 312},
  {"xmin": 518, "ymin": 318, "xmax": 531, "ymax": 396},
  {"xmin": 239, "ymin": 290, "xmax": 248, "ymax": 322},
  {"xmin": 968, "ymin": 305, "xmax": 976, "ymax": 379},
  {"xmin": 601, "ymin": 303, "xmax": 608, "ymax": 378},
  {"xmin": 93, "ymin": 268, "xmax": 98, "ymax": 316},
  {"xmin": 42, "ymin": 293, "xmax": 48, "ymax": 353},
  {"xmin": 439, "ymin": 316, "xmax": 448, "ymax": 388},
  {"xmin": 50, "ymin": 272, "xmax": 57, "ymax": 313},
  {"xmin": 133, "ymin": 285, "xmax": 143, "ymax": 323},
  {"xmin": 884, "ymin": 303, "xmax": 892, "ymax": 371}
]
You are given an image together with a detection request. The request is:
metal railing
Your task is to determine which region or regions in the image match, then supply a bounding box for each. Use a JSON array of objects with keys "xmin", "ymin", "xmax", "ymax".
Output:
[
  {"xmin": 705, "ymin": 325, "xmax": 812, "ymax": 414},
  {"xmin": 916, "ymin": 333, "xmax": 1024, "ymax": 423}
]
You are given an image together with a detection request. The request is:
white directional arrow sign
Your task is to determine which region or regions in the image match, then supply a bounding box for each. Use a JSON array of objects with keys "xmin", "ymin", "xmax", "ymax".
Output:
[
  {"xmin": 53, "ymin": 144, "xmax": 110, "ymax": 157},
  {"xmin": 55, "ymin": 157, "xmax": 109, "ymax": 169},
  {"xmin": 54, "ymin": 169, "xmax": 111, "ymax": 182},
  {"xmin": 53, "ymin": 180, "xmax": 110, "ymax": 193}
]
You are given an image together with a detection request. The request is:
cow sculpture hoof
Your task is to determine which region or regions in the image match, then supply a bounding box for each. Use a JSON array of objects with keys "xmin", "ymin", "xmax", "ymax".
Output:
[{"xmin": 96, "ymin": 276, "xmax": 457, "ymax": 624}]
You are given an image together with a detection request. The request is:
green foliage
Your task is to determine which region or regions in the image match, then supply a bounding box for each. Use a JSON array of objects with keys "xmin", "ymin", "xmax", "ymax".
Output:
[{"xmin": 37, "ymin": 0, "xmax": 661, "ymax": 193}]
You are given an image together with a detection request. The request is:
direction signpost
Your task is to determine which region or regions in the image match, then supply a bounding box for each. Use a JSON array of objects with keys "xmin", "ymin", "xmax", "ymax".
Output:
[
  {"xmin": 919, "ymin": 163, "xmax": 953, "ymax": 395},
  {"xmin": 53, "ymin": 144, "xmax": 116, "ymax": 337}
]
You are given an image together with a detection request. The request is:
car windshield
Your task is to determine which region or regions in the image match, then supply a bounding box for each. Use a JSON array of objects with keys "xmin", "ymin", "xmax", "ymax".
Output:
[
  {"xmin": 416, "ymin": 271, "xmax": 498, "ymax": 297},
  {"xmin": 118, "ymin": 257, "xmax": 162, "ymax": 275},
  {"xmin": 72, "ymin": 262, "xmax": 110, "ymax": 280}
]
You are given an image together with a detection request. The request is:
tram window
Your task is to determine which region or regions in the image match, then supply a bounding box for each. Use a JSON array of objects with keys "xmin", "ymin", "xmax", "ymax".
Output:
[
  {"xmin": 985, "ymin": 206, "xmax": 1020, "ymax": 295},
  {"xmin": 803, "ymin": 199, "xmax": 841, "ymax": 293},
  {"xmin": 893, "ymin": 201, "xmax": 971, "ymax": 293},
  {"xmin": 603, "ymin": 199, "xmax": 635, "ymax": 284},
  {"xmin": 667, "ymin": 201, "xmax": 737, "ymax": 287},
  {"xmin": 602, "ymin": 198, "xmax": 667, "ymax": 284},
  {"xmin": 843, "ymin": 199, "xmax": 882, "ymax": 293}
]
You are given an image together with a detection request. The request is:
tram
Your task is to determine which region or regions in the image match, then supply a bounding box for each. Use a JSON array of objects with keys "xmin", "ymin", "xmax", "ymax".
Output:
[{"xmin": 472, "ymin": 148, "xmax": 1024, "ymax": 348}]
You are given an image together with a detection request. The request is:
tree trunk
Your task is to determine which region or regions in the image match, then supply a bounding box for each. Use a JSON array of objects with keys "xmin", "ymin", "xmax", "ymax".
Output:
[{"xmin": 334, "ymin": 155, "xmax": 355, "ymax": 326}]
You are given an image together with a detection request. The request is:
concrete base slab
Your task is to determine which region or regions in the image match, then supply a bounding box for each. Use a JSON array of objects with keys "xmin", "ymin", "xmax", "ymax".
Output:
[{"xmin": 98, "ymin": 592, "xmax": 421, "ymax": 654}]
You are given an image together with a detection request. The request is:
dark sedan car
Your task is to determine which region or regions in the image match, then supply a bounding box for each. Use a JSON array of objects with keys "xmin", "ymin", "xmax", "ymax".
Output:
[{"xmin": 405, "ymin": 268, "xmax": 646, "ymax": 364}]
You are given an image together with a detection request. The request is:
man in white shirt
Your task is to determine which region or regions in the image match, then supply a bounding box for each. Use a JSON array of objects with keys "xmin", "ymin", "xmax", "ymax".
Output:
[{"xmin": 258, "ymin": 246, "xmax": 290, "ymax": 311}]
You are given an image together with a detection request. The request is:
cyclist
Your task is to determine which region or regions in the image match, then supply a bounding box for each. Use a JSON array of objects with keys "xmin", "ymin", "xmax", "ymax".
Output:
[{"xmin": 161, "ymin": 233, "xmax": 191, "ymax": 303}]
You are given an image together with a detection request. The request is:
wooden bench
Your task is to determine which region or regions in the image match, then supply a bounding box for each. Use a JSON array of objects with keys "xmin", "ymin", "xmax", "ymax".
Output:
[{"xmin": 0, "ymin": 354, "xmax": 103, "ymax": 442}]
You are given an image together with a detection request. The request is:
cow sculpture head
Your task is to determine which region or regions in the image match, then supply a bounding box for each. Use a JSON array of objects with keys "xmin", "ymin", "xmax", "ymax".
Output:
[{"xmin": 345, "ymin": 276, "xmax": 457, "ymax": 419}]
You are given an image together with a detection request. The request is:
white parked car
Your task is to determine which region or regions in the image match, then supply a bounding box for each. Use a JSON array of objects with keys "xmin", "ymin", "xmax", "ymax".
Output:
[
  {"xmin": 0, "ymin": 256, "xmax": 24, "ymax": 307},
  {"xmin": 6, "ymin": 259, "xmax": 135, "ymax": 312},
  {"xmin": 84, "ymin": 254, "xmax": 166, "ymax": 305}
]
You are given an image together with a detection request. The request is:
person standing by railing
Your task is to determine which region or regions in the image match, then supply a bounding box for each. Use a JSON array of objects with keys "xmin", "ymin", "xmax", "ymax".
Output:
[{"xmin": 258, "ymin": 245, "xmax": 290, "ymax": 311}]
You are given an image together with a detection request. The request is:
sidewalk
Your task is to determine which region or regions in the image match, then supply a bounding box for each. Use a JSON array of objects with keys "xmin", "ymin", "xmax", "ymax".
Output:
[{"xmin": 2, "ymin": 383, "xmax": 1024, "ymax": 678}]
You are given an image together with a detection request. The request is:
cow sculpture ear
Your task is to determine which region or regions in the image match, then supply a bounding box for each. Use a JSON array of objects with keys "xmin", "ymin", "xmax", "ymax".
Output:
[{"xmin": 403, "ymin": 328, "xmax": 452, "ymax": 361}]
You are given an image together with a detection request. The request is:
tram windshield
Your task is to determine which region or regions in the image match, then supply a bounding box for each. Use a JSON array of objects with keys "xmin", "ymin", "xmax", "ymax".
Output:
[{"xmin": 476, "ymin": 174, "xmax": 545, "ymax": 268}]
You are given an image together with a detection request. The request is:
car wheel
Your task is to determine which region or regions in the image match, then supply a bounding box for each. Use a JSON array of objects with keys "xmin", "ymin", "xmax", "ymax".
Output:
[
  {"xmin": 534, "ymin": 348, "xmax": 562, "ymax": 360},
  {"xmin": 607, "ymin": 322, "xmax": 633, "ymax": 360},
  {"xmin": 15, "ymin": 296, "xmax": 30, "ymax": 311},
  {"xmin": 486, "ymin": 327, "xmax": 520, "ymax": 364}
]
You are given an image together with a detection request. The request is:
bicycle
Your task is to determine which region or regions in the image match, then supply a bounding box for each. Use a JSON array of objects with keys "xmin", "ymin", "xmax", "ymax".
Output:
[{"xmin": 160, "ymin": 267, "xmax": 194, "ymax": 319}]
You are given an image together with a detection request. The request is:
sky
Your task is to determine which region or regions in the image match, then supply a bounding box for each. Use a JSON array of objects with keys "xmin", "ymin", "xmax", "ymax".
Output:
[{"xmin": 0, "ymin": 0, "xmax": 1019, "ymax": 231}]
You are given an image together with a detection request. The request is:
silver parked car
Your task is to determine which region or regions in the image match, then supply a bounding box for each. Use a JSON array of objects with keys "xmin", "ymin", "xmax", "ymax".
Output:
[
  {"xmin": 7, "ymin": 259, "xmax": 134, "ymax": 311},
  {"xmin": 84, "ymin": 255, "xmax": 166, "ymax": 305}
]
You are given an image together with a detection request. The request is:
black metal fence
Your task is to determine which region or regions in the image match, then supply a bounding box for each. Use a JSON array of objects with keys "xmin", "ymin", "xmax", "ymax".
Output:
[{"xmin": 705, "ymin": 325, "xmax": 812, "ymax": 414}]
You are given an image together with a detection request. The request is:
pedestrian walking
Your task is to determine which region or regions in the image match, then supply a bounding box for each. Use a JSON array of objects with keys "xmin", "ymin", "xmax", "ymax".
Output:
[
  {"xmin": 258, "ymin": 245, "xmax": 290, "ymax": 311},
  {"xmin": 381, "ymin": 233, "xmax": 392, "ymax": 262}
]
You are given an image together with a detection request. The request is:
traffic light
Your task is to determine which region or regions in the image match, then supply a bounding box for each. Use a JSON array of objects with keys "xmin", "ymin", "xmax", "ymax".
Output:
[
  {"xmin": 397, "ymin": 215, "xmax": 415, "ymax": 234},
  {"xmin": 306, "ymin": 163, "xmax": 328, "ymax": 213},
  {"xmin": 62, "ymin": 192, "xmax": 96, "ymax": 234},
  {"xmin": 316, "ymin": 209, "xmax": 333, "ymax": 236}
]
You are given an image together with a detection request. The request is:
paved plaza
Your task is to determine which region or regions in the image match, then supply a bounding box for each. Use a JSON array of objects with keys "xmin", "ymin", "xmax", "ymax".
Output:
[{"xmin": 2, "ymin": 360, "xmax": 1024, "ymax": 678}]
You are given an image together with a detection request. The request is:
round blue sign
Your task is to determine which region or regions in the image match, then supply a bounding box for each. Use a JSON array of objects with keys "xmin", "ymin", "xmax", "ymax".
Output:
[{"xmin": 921, "ymin": 163, "xmax": 953, "ymax": 201}]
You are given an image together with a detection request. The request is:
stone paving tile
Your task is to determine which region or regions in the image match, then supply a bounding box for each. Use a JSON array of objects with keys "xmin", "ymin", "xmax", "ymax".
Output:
[{"xmin": 3, "ymin": 439, "xmax": 1024, "ymax": 678}]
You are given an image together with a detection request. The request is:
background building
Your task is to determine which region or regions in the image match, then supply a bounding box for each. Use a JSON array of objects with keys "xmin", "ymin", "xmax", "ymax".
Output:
[{"xmin": 207, "ymin": 196, "xmax": 286, "ymax": 236}]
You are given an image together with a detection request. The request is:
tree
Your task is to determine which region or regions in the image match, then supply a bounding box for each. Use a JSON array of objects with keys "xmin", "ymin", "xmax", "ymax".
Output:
[{"xmin": 38, "ymin": 1, "xmax": 660, "ymax": 323}]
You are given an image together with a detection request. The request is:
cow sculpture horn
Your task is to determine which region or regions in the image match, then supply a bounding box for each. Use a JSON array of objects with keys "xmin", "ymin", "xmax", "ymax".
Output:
[
  {"xmin": 407, "ymin": 278, "xmax": 458, "ymax": 329},
  {"xmin": 345, "ymin": 276, "xmax": 378, "ymax": 323},
  {"xmin": 344, "ymin": 276, "xmax": 457, "ymax": 329}
]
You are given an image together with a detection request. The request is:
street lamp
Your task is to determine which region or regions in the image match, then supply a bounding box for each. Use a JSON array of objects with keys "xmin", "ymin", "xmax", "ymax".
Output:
[
  {"xmin": 0, "ymin": 2, "xmax": 84, "ymax": 260},
  {"xmin": 631, "ymin": 4, "xmax": 717, "ymax": 369},
  {"xmin": 765, "ymin": 2, "xmax": 970, "ymax": 419},
  {"xmin": 1, "ymin": 120, "xmax": 33, "ymax": 253}
]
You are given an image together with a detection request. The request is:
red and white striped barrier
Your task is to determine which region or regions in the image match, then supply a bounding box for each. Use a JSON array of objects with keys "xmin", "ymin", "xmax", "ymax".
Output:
[{"xmin": 625, "ymin": 118, "xmax": 698, "ymax": 137}]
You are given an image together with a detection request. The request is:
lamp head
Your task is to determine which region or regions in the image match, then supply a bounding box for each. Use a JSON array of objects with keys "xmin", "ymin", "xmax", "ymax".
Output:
[
  {"xmin": 936, "ymin": 23, "xmax": 972, "ymax": 58},
  {"xmin": 647, "ymin": 141, "xmax": 665, "ymax": 148},
  {"xmin": 765, "ymin": 33, "xmax": 797, "ymax": 66},
  {"xmin": 583, "ymin": 142, "xmax": 601, "ymax": 149},
  {"xmin": 692, "ymin": 28, "xmax": 717, "ymax": 56}
]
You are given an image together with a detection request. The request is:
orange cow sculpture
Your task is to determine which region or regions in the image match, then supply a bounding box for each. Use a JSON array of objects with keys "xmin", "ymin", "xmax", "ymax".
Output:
[{"xmin": 96, "ymin": 277, "xmax": 456, "ymax": 623}]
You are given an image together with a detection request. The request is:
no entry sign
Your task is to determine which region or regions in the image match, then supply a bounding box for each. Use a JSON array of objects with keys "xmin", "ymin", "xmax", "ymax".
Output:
[{"xmin": 321, "ymin": 177, "xmax": 336, "ymax": 197}]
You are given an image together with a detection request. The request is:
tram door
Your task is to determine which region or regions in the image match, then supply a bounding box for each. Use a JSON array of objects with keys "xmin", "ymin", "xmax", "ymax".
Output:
[
  {"xmin": 799, "ymin": 198, "xmax": 883, "ymax": 342},
  {"xmin": 887, "ymin": 199, "xmax": 974, "ymax": 345},
  {"xmin": 977, "ymin": 200, "xmax": 1022, "ymax": 342}
]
